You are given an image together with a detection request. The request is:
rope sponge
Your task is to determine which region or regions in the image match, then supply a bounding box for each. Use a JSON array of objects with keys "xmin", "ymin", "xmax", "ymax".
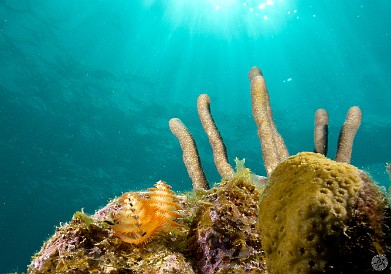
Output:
[
  {"xmin": 197, "ymin": 94, "xmax": 234, "ymax": 179},
  {"xmin": 169, "ymin": 118, "xmax": 210, "ymax": 190},
  {"xmin": 314, "ymin": 108, "xmax": 329, "ymax": 156},
  {"xmin": 248, "ymin": 66, "xmax": 289, "ymax": 176},
  {"xmin": 335, "ymin": 106, "xmax": 362, "ymax": 163}
]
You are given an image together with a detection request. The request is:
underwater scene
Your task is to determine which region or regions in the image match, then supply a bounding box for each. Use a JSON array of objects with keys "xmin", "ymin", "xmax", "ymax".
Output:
[{"xmin": 1, "ymin": 0, "xmax": 391, "ymax": 272}]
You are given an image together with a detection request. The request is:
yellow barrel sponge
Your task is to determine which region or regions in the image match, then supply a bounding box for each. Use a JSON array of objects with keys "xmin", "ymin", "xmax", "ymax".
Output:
[{"xmin": 258, "ymin": 152, "xmax": 391, "ymax": 273}]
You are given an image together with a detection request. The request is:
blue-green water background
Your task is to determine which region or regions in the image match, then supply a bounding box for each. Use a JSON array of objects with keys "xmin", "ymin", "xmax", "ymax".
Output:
[{"xmin": 1, "ymin": 0, "xmax": 390, "ymax": 271}]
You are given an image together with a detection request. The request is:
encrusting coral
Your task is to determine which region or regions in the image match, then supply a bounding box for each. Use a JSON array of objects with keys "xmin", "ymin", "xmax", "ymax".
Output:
[
  {"xmin": 258, "ymin": 152, "xmax": 391, "ymax": 273},
  {"xmin": 28, "ymin": 66, "xmax": 391, "ymax": 273}
]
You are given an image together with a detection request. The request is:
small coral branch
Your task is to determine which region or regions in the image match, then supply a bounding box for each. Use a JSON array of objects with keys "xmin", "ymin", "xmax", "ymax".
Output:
[
  {"xmin": 169, "ymin": 118, "xmax": 210, "ymax": 190},
  {"xmin": 112, "ymin": 180, "xmax": 182, "ymax": 245},
  {"xmin": 335, "ymin": 106, "xmax": 362, "ymax": 163},
  {"xmin": 314, "ymin": 108, "xmax": 329, "ymax": 156},
  {"xmin": 197, "ymin": 94, "xmax": 235, "ymax": 179},
  {"xmin": 248, "ymin": 66, "xmax": 289, "ymax": 176}
]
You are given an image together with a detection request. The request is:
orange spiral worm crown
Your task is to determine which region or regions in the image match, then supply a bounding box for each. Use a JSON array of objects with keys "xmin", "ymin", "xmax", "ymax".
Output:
[{"xmin": 112, "ymin": 180, "xmax": 182, "ymax": 245}]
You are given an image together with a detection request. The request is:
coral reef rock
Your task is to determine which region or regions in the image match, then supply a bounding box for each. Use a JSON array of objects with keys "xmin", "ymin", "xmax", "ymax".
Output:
[
  {"xmin": 28, "ymin": 168, "xmax": 268, "ymax": 273},
  {"xmin": 28, "ymin": 207, "xmax": 194, "ymax": 273},
  {"xmin": 188, "ymin": 167, "xmax": 267, "ymax": 273}
]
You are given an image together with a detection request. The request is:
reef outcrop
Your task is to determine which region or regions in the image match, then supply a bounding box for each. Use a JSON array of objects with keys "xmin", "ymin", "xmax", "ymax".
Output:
[
  {"xmin": 28, "ymin": 67, "xmax": 390, "ymax": 273},
  {"xmin": 28, "ymin": 168, "xmax": 267, "ymax": 273},
  {"xmin": 28, "ymin": 205, "xmax": 194, "ymax": 273}
]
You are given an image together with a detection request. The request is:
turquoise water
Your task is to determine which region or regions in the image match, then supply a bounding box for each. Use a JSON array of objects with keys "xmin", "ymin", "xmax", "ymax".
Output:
[{"xmin": 1, "ymin": 0, "xmax": 390, "ymax": 271}]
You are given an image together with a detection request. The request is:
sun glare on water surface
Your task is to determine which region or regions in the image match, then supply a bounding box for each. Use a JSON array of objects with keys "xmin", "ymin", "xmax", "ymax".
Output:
[{"xmin": 144, "ymin": 0, "xmax": 297, "ymax": 38}]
